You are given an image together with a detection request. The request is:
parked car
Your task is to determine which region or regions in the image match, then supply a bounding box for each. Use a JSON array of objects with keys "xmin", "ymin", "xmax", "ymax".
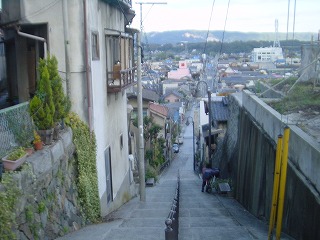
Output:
[{"xmin": 172, "ymin": 143, "xmax": 179, "ymax": 153}]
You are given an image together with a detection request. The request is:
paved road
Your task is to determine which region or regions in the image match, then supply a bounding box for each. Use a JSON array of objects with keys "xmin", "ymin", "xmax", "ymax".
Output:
[{"xmin": 57, "ymin": 111, "xmax": 293, "ymax": 240}]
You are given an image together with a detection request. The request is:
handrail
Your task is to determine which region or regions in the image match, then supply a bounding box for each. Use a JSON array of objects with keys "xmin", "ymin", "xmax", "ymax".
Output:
[{"xmin": 165, "ymin": 171, "xmax": 180, "ymax": 240}]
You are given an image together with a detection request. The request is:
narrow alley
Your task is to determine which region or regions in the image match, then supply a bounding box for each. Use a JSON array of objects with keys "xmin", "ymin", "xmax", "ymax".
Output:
[{"xmin": 57, "ymin": 111, "xmax": 293, "ymax": 240}]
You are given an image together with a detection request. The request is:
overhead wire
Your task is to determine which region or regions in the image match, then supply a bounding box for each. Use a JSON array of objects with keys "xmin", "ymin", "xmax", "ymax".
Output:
[
  {"xmin": 286, "ymin": 0, "xmax": 290, "ymax": 41},
  {"xmin": 219, "ymin": 0, "xmax": 231, "ymax": 56},
  {"xmin": 292, "ymin": 0, "xmax": 297, "ymax": 41},
  {"xmin": 203, "ymin": 0, "xmax": 216, "ymax": 55}
]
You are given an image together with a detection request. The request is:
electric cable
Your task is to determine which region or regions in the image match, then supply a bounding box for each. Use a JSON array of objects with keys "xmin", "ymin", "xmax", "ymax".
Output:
[
  {"xmin": 219, "ymin": 0, "xmax": 231, "ymax": 56},
  {"xmin": 286, "ymin": 0, "xmax": 290, "ymax": 41},
  {"xmin": 292, "ymin": 0, "xmax": 297, "ymax": 41},
  {"xmin": 203, "ymin": 0, "xmax": 216, "ymax": 55}
]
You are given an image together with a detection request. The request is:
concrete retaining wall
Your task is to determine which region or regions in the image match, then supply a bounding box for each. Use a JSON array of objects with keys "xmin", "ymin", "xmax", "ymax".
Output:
[
  {"xmin": 242, "ymin": 90, "xmax": 320, "ymax": 194},
  {"xmin": 224, "ymin": 90, "xmax": 320, "ymax": 239}
]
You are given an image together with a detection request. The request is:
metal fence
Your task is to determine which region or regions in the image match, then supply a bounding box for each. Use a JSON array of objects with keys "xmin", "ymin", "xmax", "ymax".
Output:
[
  {"xmin": 0, "ymin": 102, "xmax": 34, "ymax": 158},
  {"xmin": 165, "ymin": 171, "xmax": 180, "ymax": 240}
]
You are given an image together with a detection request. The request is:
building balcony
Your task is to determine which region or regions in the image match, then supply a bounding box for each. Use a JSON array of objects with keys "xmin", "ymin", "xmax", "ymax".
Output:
[{"xmin": 107, "ymin": 67, "xmax": 136, "ymax": 93}]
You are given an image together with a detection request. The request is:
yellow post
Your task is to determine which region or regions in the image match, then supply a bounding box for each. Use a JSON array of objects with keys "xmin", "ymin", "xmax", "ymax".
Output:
[
  {"xmin": 276, "ymin": 127, "xmax": 290, "ymax": 240},
  {"xmin": 268, "ymin": 134, "xmax": 283, "ymax": 240}
]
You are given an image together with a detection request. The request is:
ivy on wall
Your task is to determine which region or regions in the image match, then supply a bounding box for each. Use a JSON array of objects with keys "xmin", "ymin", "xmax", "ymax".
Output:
[
  {"xmin": 65, "ymin": 112, "xmax": 101, "ymax": 223},
  {"xmin": 0, "ymin": 173, "xmax": 21, "ymax": 239}
]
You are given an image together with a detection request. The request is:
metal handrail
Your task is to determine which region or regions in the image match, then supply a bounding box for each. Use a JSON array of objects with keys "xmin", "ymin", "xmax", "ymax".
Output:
[{"xmin": 165, "ymin": 171, "xmax": 180, "ymax": 240}]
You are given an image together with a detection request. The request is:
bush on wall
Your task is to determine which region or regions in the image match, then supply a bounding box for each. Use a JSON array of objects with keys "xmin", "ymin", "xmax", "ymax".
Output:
[
  {"xmin": 65, "ymin": 112, "xmax": 101, "ymax": 223},
  {"xmin": 0, "ymin": 173, "xmax": 21, "ymax": 239}
]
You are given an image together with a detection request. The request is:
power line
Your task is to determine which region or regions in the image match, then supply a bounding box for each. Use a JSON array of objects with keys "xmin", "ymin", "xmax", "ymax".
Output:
[
  {"xmin": 203, "ymin": 0, "xmax": 216, "ymax": 55},
  {"xmin": 219, "ymin": 0, "xmax": 231, "ymax": 56},
  {"xmin": 292, "ymin": 0, "xmax": 297, "ymax": 40},
  {"xmin": 286, "ymin": 0, "xmax": 290, "ymax": 41}
]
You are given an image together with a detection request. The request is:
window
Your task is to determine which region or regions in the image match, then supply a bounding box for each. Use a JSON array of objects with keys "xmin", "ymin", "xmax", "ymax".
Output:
[{"xmin": 92, "ymin": 32, "xmax": 99, "ymax": 60}]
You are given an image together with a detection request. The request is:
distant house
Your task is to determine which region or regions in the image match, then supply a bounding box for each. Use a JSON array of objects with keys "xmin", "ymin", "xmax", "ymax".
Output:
[
  {"xmin": 148, "ymin": 102, "xmax": 169, "ymax": 149},
  {"xmin": 127, "ymin": 87, "xmax": 159, "ymax": 119},
  {"xmin": 211, "ymin": 97, "xmax": 230, "ymax": 138},
  {"xmin": 163, "ymin": 90, "xmax": 184, "ymax": 103},
  {"xmin": 161, "ymin": 79, "xmax": 186, "ymax": 95},
  {"xmin": 167, "ymin": 60, "xmax": 192, "ymax": 80},
  {"xmin": 164, "ymin": 101, "xmax": 185, "ymax": 124}
]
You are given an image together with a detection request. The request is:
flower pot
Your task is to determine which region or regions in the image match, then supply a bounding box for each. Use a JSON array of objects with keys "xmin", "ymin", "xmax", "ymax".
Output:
[
  {"xmin": 2, "ymin": 153, "xmax": 28, "ymax": 171},
  {"xmin": 37, "ymin": 129, "xmax": 54, "ymax": 145},
  {"xmin": 25, "ymin": 147, "xmax": 34, "ymax": 156},
  {"xmin": 34, "ymin": 141, "xmax": 43, "ymax": 151},
  {"xmin": 53, "ymin": 124, "xmax": 60, "ymax": 140}
]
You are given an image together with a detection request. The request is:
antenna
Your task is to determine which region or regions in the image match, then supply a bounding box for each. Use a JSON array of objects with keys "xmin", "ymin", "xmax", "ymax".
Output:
[
  {"xmin": 273, "ymin": 19, "xmax": 281, "ymax": 48},
  {"xmin": 135, "ymin": 2, "xmax": 167, "ymax": 32}
]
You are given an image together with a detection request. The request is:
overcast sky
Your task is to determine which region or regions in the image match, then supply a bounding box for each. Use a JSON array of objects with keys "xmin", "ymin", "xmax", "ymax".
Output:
[{"xmin": 130, "ymin": 0, "xmax": 320, "ymax": 34}]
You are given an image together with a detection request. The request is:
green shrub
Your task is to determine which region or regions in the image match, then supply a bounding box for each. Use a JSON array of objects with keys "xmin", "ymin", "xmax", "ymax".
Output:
[
  {"xmin": 0, "ymin": 173, "xmax": 21, "ymax": 239},
  {"xmin": 65, "ymin": 112, "xmax": 100, "ymax": 223},
  {"xmin": 29, "ymin": 65, "xmax": 55, "ymax": 130}
]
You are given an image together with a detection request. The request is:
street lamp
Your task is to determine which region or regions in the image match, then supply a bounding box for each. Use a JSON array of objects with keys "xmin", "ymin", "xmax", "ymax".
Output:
[
  {"xmin": 186, "ymin": 116, "xmax": 195, "ymax": 171},
  {"xmin": 195, "ymin": 81, "xmax": 212, "ymax": 167}
]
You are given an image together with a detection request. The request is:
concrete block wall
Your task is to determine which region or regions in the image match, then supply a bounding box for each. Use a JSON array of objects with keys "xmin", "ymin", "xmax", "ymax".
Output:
[
  {"xmin": 225, "ymin": 90, "xmax": 320, "ymax": 239},
  {"xmin": 242, "ymin": 90, "xmax": 320, "ymax": 194}
]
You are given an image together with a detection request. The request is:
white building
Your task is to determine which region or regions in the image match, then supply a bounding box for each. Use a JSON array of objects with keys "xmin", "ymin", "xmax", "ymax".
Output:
[
  {"xmin": 251, "ymin": 47, "xmax": 284, "ymax": 63},
  {"xmin": 1, "ymin": 0, "xmax": 137, "ymax": 216}
]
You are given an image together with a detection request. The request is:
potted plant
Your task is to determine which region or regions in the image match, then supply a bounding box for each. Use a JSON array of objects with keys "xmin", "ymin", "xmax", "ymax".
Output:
[
  {"xmin": 2, "ymin": 147, "xmax": 28, "ymax": 171},
  {"xmin": 45, "ymin": 55, "xmax": 70, "ymax": 139},
  {"xmin": 29, "ymin": 62, "xmax": 55, "ymax": 145},
  {"xmin": 24, "ymin": 142, "xmax": 34, "ymax": 156},
  {"xmin": 33, "ymin": 130, "xmax": 43, "ymax": 150}
]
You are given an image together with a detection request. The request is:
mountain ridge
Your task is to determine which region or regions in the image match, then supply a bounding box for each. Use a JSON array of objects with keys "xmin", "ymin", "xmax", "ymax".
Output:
[{"xmin": 143, "ymin": 30, "xmax": 317, "ymax": 44}]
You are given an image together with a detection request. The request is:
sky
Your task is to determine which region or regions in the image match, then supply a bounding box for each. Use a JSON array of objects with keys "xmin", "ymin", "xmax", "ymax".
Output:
[{"xmin": 130, "ymin": 0, "xmax": 320, "ymax": 34}]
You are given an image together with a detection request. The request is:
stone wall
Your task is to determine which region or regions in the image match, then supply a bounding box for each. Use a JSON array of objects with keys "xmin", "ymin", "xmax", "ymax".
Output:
[{"xmin": 10, "ymin": 128, "xmax": 84, "ymax": 239}]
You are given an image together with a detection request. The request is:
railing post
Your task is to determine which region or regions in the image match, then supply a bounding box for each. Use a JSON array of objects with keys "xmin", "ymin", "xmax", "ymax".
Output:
[
  {"xmin": 165, "ymin": 218, "xmax": 174, "ymax": 240},
  {"xmin": 165, "ymin": 172, "xmax": 180, "ymax": 240}
]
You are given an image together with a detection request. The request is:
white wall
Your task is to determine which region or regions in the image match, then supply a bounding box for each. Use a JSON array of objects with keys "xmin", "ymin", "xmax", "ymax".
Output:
[{"xmin": 19, "ymin": 0, "xmax": 133, "ymax": 217}]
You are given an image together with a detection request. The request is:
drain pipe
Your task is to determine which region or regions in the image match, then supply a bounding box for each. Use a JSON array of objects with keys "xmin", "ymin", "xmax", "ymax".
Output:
[
  {"xmin": 83, "ymin": 0, "xmax": 93, "ymax": 131},
  {"xmin": 16, "ymin": 28, "xmax": 47, "ymax": 58},
  {"xmin": 62, "ymin": 0, "xmax": 71, "ymax": 97}
]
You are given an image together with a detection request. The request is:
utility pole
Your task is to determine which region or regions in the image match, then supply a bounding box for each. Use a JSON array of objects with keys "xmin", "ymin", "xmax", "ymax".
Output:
[
  {"xmin": 137, "ymin": 31, "xmax": 146, "ymax": 202},
  {"xmin": 135, "ymin": 1, "xmax": 167, "ymax": 202}
]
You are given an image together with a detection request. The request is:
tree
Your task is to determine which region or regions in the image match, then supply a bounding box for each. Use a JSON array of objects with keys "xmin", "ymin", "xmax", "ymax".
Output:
[
  {"xmin": 29, "ymin": 65, "xmax": 55, "ymax": 130},
  {"xmin": 39, "ymin": 55, "xmax": 70, "ymax": 123}
]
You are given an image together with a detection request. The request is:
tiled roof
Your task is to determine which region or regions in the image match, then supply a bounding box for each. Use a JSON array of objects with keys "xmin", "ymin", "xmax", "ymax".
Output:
[
  {"xmin": 163, "ymin": 90, "xmax": 184, "ymax": 99},
  {"xmin": 211, "ymin": 98, "xmax": 229, "ymax": 122},
  {"xmin": 127, "ymin": 87, "xmax": 159, "ymax": 102},
  {"xmin": 149, "ymin": 103, "xmax": 168, "ymax": 117}
]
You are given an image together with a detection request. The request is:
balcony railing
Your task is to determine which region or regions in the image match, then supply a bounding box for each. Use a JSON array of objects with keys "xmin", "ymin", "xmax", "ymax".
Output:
[{"xmin": 107, "ymin": 67, "xmax": 136, "ymax": 93}]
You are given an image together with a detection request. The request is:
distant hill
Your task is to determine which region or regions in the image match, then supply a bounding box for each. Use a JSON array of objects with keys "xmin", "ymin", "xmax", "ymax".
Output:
[{"xmin": 143, "ymin": 30, "xmax": 317, "ymax": 44}]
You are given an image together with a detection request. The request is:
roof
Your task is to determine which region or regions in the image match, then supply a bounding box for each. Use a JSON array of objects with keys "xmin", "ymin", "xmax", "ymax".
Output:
[
  {"xmin": 211, "ymin": 98, "xmax": 229, "ymax": 122},
  {"xmin": 127, "ymin": 88, "xmax": 159, "ymax": 102},
  {"xmin": 164, "ymin": 102, "xmax": 182, "ymax": 122},
  {"xmin": 163, "ymin": 90, "xmax": 184, "ymax": 99},
  {"xmin": 149, "ymin": 103, "xmax": 168, "ymax": 118}
]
